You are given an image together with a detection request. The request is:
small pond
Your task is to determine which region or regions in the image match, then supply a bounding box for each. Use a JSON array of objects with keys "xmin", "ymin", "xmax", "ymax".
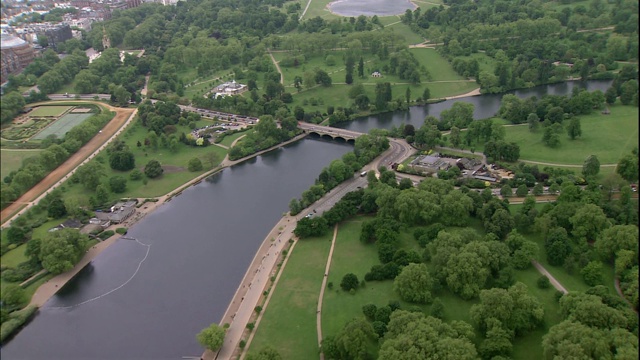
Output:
[{"xmin": 328, "ymin": 0, "xmax": 417, "ymax": 17}]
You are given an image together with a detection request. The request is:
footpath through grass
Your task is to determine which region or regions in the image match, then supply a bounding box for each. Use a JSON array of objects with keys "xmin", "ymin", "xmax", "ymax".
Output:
[{"xmin": 247, "ymin": 233, "xmax": 332, "ymax": 359}]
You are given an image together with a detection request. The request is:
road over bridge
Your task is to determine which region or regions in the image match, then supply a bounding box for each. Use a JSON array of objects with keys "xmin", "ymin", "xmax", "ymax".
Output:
[{"xmin": 297, "ymin": 122, "xmax": 363, "ymax": 142}]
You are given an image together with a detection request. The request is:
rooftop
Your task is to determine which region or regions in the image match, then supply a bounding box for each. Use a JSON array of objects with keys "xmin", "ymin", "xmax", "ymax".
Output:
[{"xmin": 1, "ymin": 34, "xmax": 27, "ymax": 48}]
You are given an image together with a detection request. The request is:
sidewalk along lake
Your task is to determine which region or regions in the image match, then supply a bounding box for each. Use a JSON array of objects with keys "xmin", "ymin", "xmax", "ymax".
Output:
[
  {"xmin": 328, "ymin": 0, "xmax": 417, "ymax": 17},
  {"xmin": 337, "ymin": 80, "xmax": 613, "ymax": 133},
  {"xmin": 1, "ymin": 138, "xmax": 353, "ymax": 359}
]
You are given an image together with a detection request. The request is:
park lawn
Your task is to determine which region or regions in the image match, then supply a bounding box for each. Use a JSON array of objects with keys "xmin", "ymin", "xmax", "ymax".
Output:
[
  {"xmin": 29, "ymin": 106, "xmax": 72, "ymax": 117},
  {"xmin": 479, "ymin": 105, "xmax": 639, "ymax": 165},
  {"xmin": 409, "ymin": 48, "xmax": 467, "ymax": 81},
  {"xmin": 511, "ymin": 266, "xmax": 564, "ymax": 360},
  {"xmin": 248, "ymin": 234, "xmax": 332, "ymax": 360},
  {"xmin": 273, "ymin": 50, "xmax": 360, "ymax": 87},
  {"xmin": 456, "ymin": 52, "xmax": 497, "ymax": 74},
  {"xmin": 385, "ymin": 22, "xmax": 425, "ymax": 45},
  {"xmin": 419, "ymin": 81, "xmax": 478, "ymax": 99},
  {"xmin": 298, "ymin": 0, "xmax": 338, "ymax": 20},
  {"xmin": 219, "ymin": 130, "xmax": 249, "ymax": 147},
  {"xmin": 0, "ymin": 149, "xmax": 42, "ymax": 179},
  {"xmin": 0, "ymin": 244, "xmax": 29, "ymax": 268},
  {"xmin": 526, "ymin": 231, "xmax": 617, "ymax": 294}
]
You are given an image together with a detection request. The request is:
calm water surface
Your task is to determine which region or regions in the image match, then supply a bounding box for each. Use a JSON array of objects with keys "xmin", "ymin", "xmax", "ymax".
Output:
[
  {"xmin": 1, "ymin": 139, "xmax": 352, "ymax": 360},
  {"xmin": 337, "ymin": 80, "xmax": 613, "ymax": 133},
  {"xmin": 328, "ymin": 0, "xmax": 416, "ymax": 17}
]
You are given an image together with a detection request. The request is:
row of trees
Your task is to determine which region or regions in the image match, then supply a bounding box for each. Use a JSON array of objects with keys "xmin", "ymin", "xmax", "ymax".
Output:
[{"xmin": 1, "ymin": 111, "xmax": 113, "ymax": 210}]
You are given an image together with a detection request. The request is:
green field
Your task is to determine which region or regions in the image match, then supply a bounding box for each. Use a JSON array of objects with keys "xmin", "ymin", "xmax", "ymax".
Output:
[
  {"xmin": 28, "ymin": 106, "xmax": 72, "ymax": 117},
  {"xmin": 33, "ymin": 113, "xmax": 94, "ymax": 140},
  {"xmin": 409, "ymin": 48, "xmax": 467, "ymax": 81},
  {"xmin": 248, "ymin": 234, "xmax": 332, "ymax": 359},
  {"xmin": 385, "ymin": 22, "xmax": 425, "ymax": 45},
  {"xmin": 473, "ymin": 105, "xmax": 639, "ymax": 165},
  {"xmin": 0, "ymin": 149, "xmax": 42, "ymax": 179},
  {"xmin": 59, "ymin": 121, "xmax": 227, "ymax": 202}
]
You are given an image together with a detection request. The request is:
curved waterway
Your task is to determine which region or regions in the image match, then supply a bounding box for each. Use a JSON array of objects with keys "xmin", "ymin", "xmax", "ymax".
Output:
[
  {"xmin": 336, "ymin": 80, "xmax": 613, "ymax": 133},
  {"xmin": 1, "ymin": 138, "xmax": 353, "ymax": 360},
  {"xmin": 328, "ymin": 0, "xmax": 416, "ymax": 17}
]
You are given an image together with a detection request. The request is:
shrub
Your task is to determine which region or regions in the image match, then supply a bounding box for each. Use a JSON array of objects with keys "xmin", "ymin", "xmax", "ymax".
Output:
[
  {"xmin": 254, "ymin": 306, "xmax": 262, "ymax": 314},
  {"xmin": 340, "ymin": 273, "xmax": 359, "ymax": 291},
  {"xmin": 188, "ymin": 157, "xmax": 203, "ymax": 172},
  {"xmin": 0, "ymin": 306, "xmax": 37, "ymax": 343},
  {"xmin": 129, "ymin": 169, "xmax": 143, "ymax": 180},
  {"xmin": 537, "ymin": 275, "xmax": 551, "ymax": 289},
  {"xmin": 98, "ymin": 230, "xmax": 115, "ymax": 240},
  {"xmin": 115, "ymin": 227, "xmax": 128, "ymax": 235}
]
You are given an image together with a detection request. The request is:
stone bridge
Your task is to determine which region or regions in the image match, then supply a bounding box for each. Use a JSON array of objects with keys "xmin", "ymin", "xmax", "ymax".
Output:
[{"xmin": 297, "ymin": 122, "xmax": 363, "ymax": 143}]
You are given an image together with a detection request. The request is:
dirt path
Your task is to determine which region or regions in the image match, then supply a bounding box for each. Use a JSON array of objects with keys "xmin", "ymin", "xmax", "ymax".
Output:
[
  {"xmin": 268, "ymin": 50, "xmax": 284, "ymax": 85},
  {"xmin": 614, "ymin": 278, "xmax": 637, "ymax": 311},
  {"xmin": 1, "ymin": 102, "xmax": 136, "ymax": 226},
  {"xmin": 316, "ymin": 225, "xmax": 338, "ymax": 360},
  {"xmin": 299, "ymin": 0, "xmax": 313, "ymax": 20},
  {"xmin": 519, "ymin": 159, "xmax": 617, "ymax": 168},
  {"xmin": 532, "ymin": 260, "xmax": 568, "ymax": 294}
]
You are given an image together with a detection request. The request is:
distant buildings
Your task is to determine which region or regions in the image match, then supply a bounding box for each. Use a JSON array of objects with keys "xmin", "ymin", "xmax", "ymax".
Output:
[
  {"xmin": 1, "ymin": 34, "xmax": 36, "ymax": 83},
  {"xmin": 409, "ymin": 154, "xmax": 450, "ymax": 174}
]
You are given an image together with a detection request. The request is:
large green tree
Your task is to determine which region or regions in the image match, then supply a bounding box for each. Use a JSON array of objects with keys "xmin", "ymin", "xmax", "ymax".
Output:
[
  {"xmin": 379, "ymin": 311, "xmax": 477, "ymax": 360},
  {"xmin": 39, "ymin": 228, "xmax": 86, "ymax": 274},
  {"xmin": 196, "ymin": 323, "xmax": 225, "ymax": 351},
  {"xmin": 393, "ymin": 263, "xmax": 433, "ymax": 303}
]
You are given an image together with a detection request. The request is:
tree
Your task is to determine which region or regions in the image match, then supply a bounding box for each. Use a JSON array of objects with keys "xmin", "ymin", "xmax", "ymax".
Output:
[
  {"xmin": 39, "ymin": 228, "xmax": 86, "ymax": 274},
  {"xmin": 544, "ymin": 227, "xmax": 572, "ymax": 266},
  {"xmin": 480, "ymin": 318, "xmax": 513, "ymax": 359},
  {"xmin": 314, "ymin": 69, "xmax": 332, "ymax": 87},
  {"xmin": 516, "ymin": 184, "xmax": 529, "ymax": 197},
  {"xmin": 106, "ymin": 175, "xmax": 126, "ymax": 193},
  {"xmin": 6, "ymin": 226, "xmax": 29, "ymax": 245},
  {"xmin": 1, "ymin": 284, "xmax": 26, "ymax": 310},
  {"xmin": 595, "ymin": 225, "xmax": 639, "ymax": 262},
  {"xmin": 485, "ymin": 208, "xmax": 514, "ymax": 240},
  {"xmin": 379, "ymin": 311, "xmax": 477, "ymax": 360},
  {"xmin": 543, "ymin": 320, "xmax": 636, "ymax": 360},
  {"xmin": 527, "ymin": 113, "xmax": 539, "ymax": 132},
  {"xmin": 340, "ymin": 273, "xmax": 359, "ymax": 291},
  {"xmin": 75, "ymin": 161, "xmax": 105, "ymax": 190},
  {"xmin": 566, "ymin": 117, "xmax": 582, "ymax": 140},
  {"xmin": 471, "ymin": 282, "xmax": 544, "ymax": 336},
  {"xmin": 358, "ymin": 57, "xmax": 364, "ymax": 78},
  {"xmin": 605, "ymin": 87, "xmax": 618, "ymax": 105},
  {"xmin": 109, "ymin": 150, "xmax": 135, "ymax": 171},
  {"xmin": 570, "ymin": 204, "xmax": 609, "ymax": 242},
  {"xmin": 616, "ymin": 154, "xmax": 638, "ymax": 182},
  {"xmin": 375, "ymin": 82, "xmax": 392, "ymax": 110},
  {"xmin": 196, "ymin": 323, "xmax": 225, "ymax": 351},
  {"xmin": 582, "ymin": 155, "xmax": 600, "ymax": 177},
  {"xmin": 581, "ymin": 261, "xmax": 604, "ymax": 286},
  {"xmin": 330, "ymin": 318, "xmax": 377, "ymax": 359},
  {"xmin": 422, "ymin": 87, "xmax": 430, "ymax": 102},
  {"xmin": 446, "ymin": 250, "xmax": 490, "ymax": 299},
  {"xmin": 619, "ymin": 80, "xmax": 638, "ymax": 105},
  {"xmin": 512, "ymin": 240, "xmax": 538, "ymax": 270},
  {"xmin": 393, "ymin": 263, "xmax": 433, "ymax": 303},
  {"xmin": 95, "ymin": 184, "xmax": 110, "ymax": 205},
  {"xmin": 47, "ymin": 197, "xmax": 67, "ymax": 218},
  {"xmin": 542, "ymin": 125, "xmax": 560, "ymax": 147},
  {"xmin": 188, "ymin": 157, "xmax": 203, "ymax": 172},
  {"xmin": 144, "ymin": 160, "xmax": 163, "ymax": 178}
]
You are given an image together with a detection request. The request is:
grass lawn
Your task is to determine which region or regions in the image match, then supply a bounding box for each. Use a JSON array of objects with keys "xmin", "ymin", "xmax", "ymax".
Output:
[
  {"xmin": 247, "ymin": 234, "xmax": 332, "ymax": 359},
  {"xmin": 182, "ymin": 69, "xmax": 236, "ymax": 99},
  {"xmin": 385, "ymin": 22, "xmax": 425, "ymax": 45},
  {"xmin": 409, "ymin": 48, "xmax": 467, "ymax": 81},
  {"xmin": 28, "ymin": 106, "xmax": 72, "ymax": 117},
  {"xmin": 526, "ymin": 231, "xmax": 616, "ymax": 294},
  {"xmin": 219, "ymin": 130, "xmax": 249, "ymax": 147},
  {"xmin": 0, "ymin": 149, "xmax": 42, "ymax": 179},
  {"xmin": 57, "ymin": 80, "xmax": 78, "ymax": 95},
  {"xmin": 54, "ymin": 120, "xmax": 227, "ymax": 203},
  {"xmin": 484, "ymin": 105, "xmax": 639, "ymax": 165},
  {"xmin": 298, "ymin": 0, "xmax": 339, "ymax": 20},
  {"xmin": 0, "ymin": 244, "xmax": 28, "ymax": 268},
  {"xmin": 455, "ymin": 52, "xmax": 497, "ymax": 75}
]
